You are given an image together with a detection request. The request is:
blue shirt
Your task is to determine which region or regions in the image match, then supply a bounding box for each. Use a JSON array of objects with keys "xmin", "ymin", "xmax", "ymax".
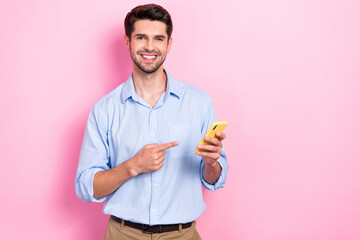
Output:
[{"xmin": 75, "ymin": 71, "xmax": 228, "ymax": 225}]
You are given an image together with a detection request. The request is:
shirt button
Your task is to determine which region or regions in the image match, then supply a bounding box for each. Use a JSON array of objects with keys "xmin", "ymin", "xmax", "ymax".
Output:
[{"xmin": 152, "ymin": 209, "xmax": 156, "ymax": 213}]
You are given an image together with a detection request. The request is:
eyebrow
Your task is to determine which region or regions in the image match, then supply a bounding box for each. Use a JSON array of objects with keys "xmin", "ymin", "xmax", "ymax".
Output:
[
  {"xmin": 134, "ymin": 34, "xmax": 146, "ymax": 38},
  {"xmin": 134, "ymin": 33, "xmax": 166, "ymax": 39},
  {"xmin": 154, "ymin": 35, "xmax": 166, "ymax": 39}
]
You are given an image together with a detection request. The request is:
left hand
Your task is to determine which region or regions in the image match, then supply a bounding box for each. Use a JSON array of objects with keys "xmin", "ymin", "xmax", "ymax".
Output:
[{"xmin": 196, "ymin": 132, "xmax": 226, "ymax": 166}]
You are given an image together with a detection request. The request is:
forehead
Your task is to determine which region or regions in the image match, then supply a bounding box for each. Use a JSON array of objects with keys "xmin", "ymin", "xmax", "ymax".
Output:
[{"xmin": 132, "ymin": 20, "xmax": 168, "ymax": 37}]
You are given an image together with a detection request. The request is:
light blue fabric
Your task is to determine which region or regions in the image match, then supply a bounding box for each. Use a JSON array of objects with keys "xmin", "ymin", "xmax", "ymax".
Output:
[{"xmin": 75, "ymin": 71, "xmax": 228, "ymax": 225}]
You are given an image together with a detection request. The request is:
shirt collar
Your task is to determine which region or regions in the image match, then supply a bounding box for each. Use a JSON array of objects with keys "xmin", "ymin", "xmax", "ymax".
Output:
[
  {"xmin": 121, "ymin": 70, "xmax": 182, "ymax": 104},
  {"xmin": 164, "ymin": 70, "xmax": 181, "ymax": 100},
  {"xmin": 121, "ymin": 74, "xmax": 136, "ymax": 103}
]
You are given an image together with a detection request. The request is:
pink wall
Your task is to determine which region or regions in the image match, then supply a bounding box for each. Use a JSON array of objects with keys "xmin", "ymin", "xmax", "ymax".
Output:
[{"xmin": 1, "ymin": 0, "xmax": 360, "ymax": 239}]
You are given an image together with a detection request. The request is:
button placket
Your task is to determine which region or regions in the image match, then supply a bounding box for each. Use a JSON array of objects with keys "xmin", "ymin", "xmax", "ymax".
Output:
[{"xmin": 149, "ymin": 109, "xmax": 161, "ymax": 224}]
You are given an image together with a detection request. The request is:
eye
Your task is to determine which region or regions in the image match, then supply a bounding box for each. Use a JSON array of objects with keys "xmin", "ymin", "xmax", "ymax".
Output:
[
  {"xmin": 137, "ymin": 36, "xmax": 144, "ymax": 40},
  {"xmin": 155, "ymin": 37, "xmax": 164, "ymax": 41}
]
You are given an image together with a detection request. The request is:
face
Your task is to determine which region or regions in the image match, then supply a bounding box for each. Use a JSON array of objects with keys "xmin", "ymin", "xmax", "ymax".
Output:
[{"xmin": 125, "ymin": 20, "xmax": 172, "ymax": 74}]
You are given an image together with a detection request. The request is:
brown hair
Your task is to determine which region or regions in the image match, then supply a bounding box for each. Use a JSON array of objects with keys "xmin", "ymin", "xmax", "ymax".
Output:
[{"xmin": 124, "ymin": 4, "xmax": 173, "ymax": 40}]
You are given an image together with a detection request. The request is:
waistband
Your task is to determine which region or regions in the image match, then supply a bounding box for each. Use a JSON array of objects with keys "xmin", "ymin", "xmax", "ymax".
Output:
[{"xmin": 110, "ymin": 215, "xmax": 193, "ymax": 234}]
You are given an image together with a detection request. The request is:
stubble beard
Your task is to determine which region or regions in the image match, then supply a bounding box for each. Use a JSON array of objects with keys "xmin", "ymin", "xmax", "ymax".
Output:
[{"xmin": 130, "ymin": 48, "xmax": 167, "ymax": 74}]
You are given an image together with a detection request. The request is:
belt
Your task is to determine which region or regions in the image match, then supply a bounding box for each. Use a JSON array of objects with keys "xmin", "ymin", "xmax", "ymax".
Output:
[{"xmin": 111, "ymin": 215, "xmax": 193, "ymax": 234}]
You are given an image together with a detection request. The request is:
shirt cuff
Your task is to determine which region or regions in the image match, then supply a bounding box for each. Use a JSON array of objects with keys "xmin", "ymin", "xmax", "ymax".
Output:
[
  {"xmin": 200, "ymin": 155, "xmax": 227, "ymax": 191},
  {"xmin": 75, "ymin": 167, "xmax": 107, "ymax": 203}
]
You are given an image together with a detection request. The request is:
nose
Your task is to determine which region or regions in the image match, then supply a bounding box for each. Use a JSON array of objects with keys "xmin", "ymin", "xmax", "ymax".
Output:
[{"xmin": 145, "ymin": 39, "xmax": 154, "ymax": 52}]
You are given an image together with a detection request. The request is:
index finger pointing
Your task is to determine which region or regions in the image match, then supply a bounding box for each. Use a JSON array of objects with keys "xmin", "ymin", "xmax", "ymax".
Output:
[{"xmin": 157, "ymin": 141, "xmax": 179, "ymax": 151}]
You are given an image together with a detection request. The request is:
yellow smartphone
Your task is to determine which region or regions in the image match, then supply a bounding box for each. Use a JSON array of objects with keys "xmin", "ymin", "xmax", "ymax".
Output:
[{"xmin": 195, "ymin": 121, "xmax": 228, "ymax": 152}]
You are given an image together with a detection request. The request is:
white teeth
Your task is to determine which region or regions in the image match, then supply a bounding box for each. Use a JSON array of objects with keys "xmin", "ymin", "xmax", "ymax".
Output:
[{"xmin": 142, "ymin": 55, "xmax": 156, "ymax": 59}]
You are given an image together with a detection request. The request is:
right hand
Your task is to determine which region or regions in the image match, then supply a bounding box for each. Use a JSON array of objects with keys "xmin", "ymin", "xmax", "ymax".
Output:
[{"xmin": 129, "ymin": 141, "xmax": 179, "ymax": 176}]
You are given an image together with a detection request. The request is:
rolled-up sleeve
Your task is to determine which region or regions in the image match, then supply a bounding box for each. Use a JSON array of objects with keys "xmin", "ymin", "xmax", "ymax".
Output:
[
  {"xmin": 75, "ymin": 105, "xmax": 110, "ymax": 202},
  {"xmin": 200, "ymin": 94, "xmax": 229, "ymax": 191},
  {"xmin": 201, "ymin": 151, "xmax": 228, "ymax": 191}
]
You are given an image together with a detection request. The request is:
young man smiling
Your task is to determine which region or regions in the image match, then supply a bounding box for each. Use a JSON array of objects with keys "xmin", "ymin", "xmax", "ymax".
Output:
[{"xmin": 75, "ymin": 4, "xmax": 228, "ymax": 239}]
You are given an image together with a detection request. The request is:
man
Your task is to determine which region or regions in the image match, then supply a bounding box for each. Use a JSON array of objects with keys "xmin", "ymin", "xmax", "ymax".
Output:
[{"xmin": 75, "ymin": 4, "xmax": 228, "ymax": 239}]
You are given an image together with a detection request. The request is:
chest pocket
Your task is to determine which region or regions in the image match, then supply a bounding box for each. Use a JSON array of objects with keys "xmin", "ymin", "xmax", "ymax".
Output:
[{"xmin": 168, "ymin": 124, "xmax": 195, "ymax": 159}]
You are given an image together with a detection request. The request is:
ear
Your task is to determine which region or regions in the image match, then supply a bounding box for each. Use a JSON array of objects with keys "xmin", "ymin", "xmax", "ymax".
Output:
[
  {"xmin": 124, "ymin": 35, "xmax": 130, "ymax": 50},
  {"xmin": 167, "ymin": 37, "xmax": 173, "ymax": 53}
]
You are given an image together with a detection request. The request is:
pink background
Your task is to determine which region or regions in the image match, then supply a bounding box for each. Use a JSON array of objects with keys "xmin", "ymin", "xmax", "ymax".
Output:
[{"xmin": 1, "ymin": 0, "xmax": 360, "ymax": 239}]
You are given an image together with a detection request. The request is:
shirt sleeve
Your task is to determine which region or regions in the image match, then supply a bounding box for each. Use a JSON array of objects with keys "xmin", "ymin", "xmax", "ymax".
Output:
[
  {"xmin": 200, "ymin": 95, "xmax": 229, "ymax": 191},
  {"xmin": 75, "ymin": 105, "xmax": 110, "ymax": 202}
]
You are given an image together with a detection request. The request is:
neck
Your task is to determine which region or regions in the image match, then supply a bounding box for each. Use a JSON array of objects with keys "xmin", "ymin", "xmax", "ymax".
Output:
[{"xmin": 132, "ymin": 66, "xmax": 167, "ymax": 107}]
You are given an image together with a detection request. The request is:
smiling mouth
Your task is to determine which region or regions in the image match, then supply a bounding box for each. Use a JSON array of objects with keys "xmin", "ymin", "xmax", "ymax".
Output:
[{"xmin": 141, "ymin": 54, "xmax": 157, "ymax": 61}]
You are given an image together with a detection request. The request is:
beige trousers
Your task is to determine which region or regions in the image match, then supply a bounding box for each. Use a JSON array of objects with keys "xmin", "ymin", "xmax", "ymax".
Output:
[{"xmin": 105, "ymin": 217, "xmax": 202, "ymax": 240}]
